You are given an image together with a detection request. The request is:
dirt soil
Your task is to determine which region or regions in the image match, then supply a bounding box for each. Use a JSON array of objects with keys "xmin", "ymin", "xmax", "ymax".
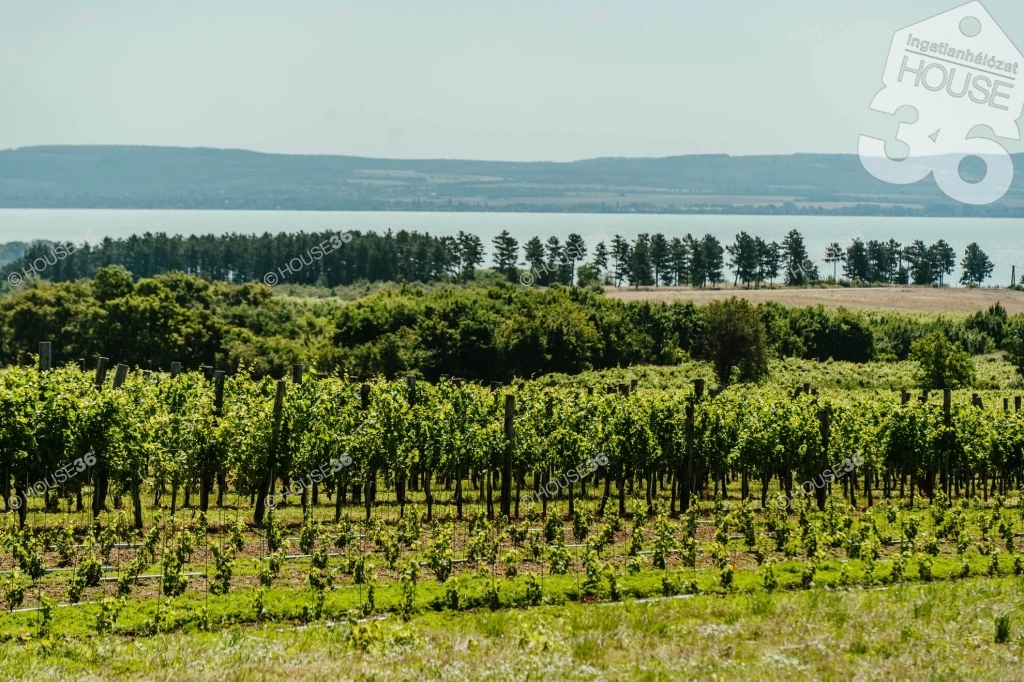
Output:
[{"xmin": 603, "ymin": 285, "xmax": 1024, "ymax": 314}]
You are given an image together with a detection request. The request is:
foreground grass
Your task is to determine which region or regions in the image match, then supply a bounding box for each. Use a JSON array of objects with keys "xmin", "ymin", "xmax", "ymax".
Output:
[{"xmin": 3, "ymin": 576, "xmax": 1024, "ymax": 681}]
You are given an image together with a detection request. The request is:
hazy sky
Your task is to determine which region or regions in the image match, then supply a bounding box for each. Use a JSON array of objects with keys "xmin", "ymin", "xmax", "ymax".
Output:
[{"xmin": 2, "ymin": 0, "xmax": 1024, "ymax": 161}]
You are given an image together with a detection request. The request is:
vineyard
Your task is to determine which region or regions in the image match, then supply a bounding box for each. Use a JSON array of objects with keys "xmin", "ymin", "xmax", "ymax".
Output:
[{"xmin": 4, "ymin": 348, "xmax": 1024, "ymax": 650}]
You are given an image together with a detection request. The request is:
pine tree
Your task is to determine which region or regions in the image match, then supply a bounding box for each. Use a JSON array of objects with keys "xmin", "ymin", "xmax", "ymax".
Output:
[
  {"xmin": 628, "ymin": 234, "xmax": 654, "ymax": 288},
  {"xmin": 701, "ymin": 235, "xmax": 724, "ymax": 287},
  {"xmin": 491, "ymin": 230, "xmax": 519, "ymax": 281},
  {"xmin": 456, "ymin": 232, "xmax": 485, "ymax": 282},
  {"xmin": 960, "ymin": 243, "xmax": 994, "ymax": 286},
  {"xmin": 904, "ymin": 240, "xmax": 934, "ymax": 285},
  {"xmin": 649, "ymin": 233, "xmax": 671, "ymax": 286},
  {"xmin": 564, "ymin": 233, "xmax": 587, "ymax": 287},
  {"xmin": 929, "ymin": 240, "xmax": 956, "ymax": 285},
  {"xmin": 726, "ymin": 232, "xmax": 758, "ymax": 287},
  {"xmin": 761, "ymin": 241, "xmax": 781, "ymax": 287},
  {"xmin": 781, "ymin": 230, "xmax": 810, "ymax": 285},
  {"xmin": 824, "ymin": 242, "xmax": 843, "ymax": 282},
  {"xmin": 610, "ymin": 235, "xmax": 631, "ymax": 287},
  {"xmin": 844, "ymin": 239, "xmax": 870, "ymax": 281},
  {"xmin": 545, "ymin": 236, "xmax": 570, "ymax": 285},
  {"xmin": 669, "ymin": 237, "xmax": 689, "ymax": 286},
  {"xmin": 688, "ymin": 234, "xmax": 706, "ymax": 288},
  {"xmin": 592, "ymin": 242, "xmax": 609, "ymax": 281},
  {"xmin": 522, "ymin": 237, "xmax": 546, "ymax": 286}
]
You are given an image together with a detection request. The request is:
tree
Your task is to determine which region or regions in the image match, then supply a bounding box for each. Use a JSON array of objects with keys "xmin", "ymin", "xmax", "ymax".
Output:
[
  {"xmin": 545, "ymin": 237, "xmax": 568, "ymax": 285},
  {"xmin": 667, "ymin": 237, "xmax": 688, "ymax": 286},
  {"xmin": 960, "ymin": 242, "xmax": 993, "ymax": 286},
  {"xmin": 910, "ymin": 331, "xmax": 974, "ymax": 389},
  {"xmin": 685, "ymin": 235, "xmax": 702, "ymax": 286},
  {"xmin": 929, "ymin": 240, "xmax": 956, "ymax": 285},
  {"xmin": 700, "ymin": 235, "xmax": 724, "ymax": 288},
  {"xmin": 885, "ymin": 239, "xmax": 903, "ymax": 283},
  {"xmin": 696, "ymin": 297, "xmax": 770, "ymax": 384},
  {"xmin": 522, "ymin": 237, "xmax": 546, "ymax": 286},
  {"xmin": 456, "ymin": 232, "xmax": 485, "ymax": 282},
  {"xmin": 903, "ymin": 240, "xmax": 934, "ymax": 285},
  {"xmin": 726, "ymin": 232, "xmax": 758, "ymax": 287},
  {"xmin": 649, "ymin": 233, "xmax": 671, "ymax": 286},
  {"xmin": 490, "ymin": 230, "xmax": 519, "ymax": 281},
  {"xmin": 592, "ymin": 242, "xmax": 609, "ymax": 281},
  {"xmin": 93, "ymin": 265, "xmax": 135, "ymax": 302},
  {"xmin": 781, "ymin": 230, "xmax": 810, "ymax": 286},
  {"xmin": 564, "ymin": 233, "xmax": 587, "ymax": 286},
  {"xmin": 824, "ymin": 242, "xmax": 843, "ymax": 282},
  {"xmin": 866, "ymin": 240, "xmax": 895, "ymax": 283},
  {"xmin": 610, "ymin": 235, "xmax": 631, "ymax": 288},
  {"xmin": 843, "ymin": 239, "xmax": 870, "ymax": 281},
  {"xmin": 760, "ymin": 241, "xmax": 781, "ymax": 286},
  {"xmin": 627, "ymin": 234, "xmax": 654, "ymax": 288},
  {"xmin": 1002, "ymin": 317, "xmax": 1024, "ymax": 379}
]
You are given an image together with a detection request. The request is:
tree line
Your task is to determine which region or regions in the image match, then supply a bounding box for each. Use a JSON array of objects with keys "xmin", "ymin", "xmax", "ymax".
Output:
[
  {"xmin": 0, "ymin": 267, "xmax": 1018, "ymax": 381},
  {"xmin": 0, "ymin": 229, "xmax": 999, "ymax": 290},
  {"xmin": 823, "ymin": 238, "xmax": 995, "ymax": 287}
]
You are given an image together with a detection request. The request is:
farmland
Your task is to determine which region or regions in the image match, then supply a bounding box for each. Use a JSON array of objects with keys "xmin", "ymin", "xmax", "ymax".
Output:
[
  {"xmin": 605, "ymin": 284, "xmax": 1024, "ymax": 315},
  {"xmin": 3, "ymin": 356, "xmax": 1024, "ymax": 679}
]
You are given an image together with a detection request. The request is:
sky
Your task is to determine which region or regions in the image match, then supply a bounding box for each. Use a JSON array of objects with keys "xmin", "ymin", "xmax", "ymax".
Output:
[{"xmin": 2, "ymin": 0, "xmax": 1024, "ymax": 161}]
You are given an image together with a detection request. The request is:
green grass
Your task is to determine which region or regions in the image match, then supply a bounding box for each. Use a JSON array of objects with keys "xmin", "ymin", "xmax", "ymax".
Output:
[{"xmin": 2, "ymin": 576, "xmax": 1024, "ymax": 680}]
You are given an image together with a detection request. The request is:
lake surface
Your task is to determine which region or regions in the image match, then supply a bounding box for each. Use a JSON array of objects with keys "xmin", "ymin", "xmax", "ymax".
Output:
[{"xmin": 1, "ymin": 210, "xmax": 1022, "ymax": 286}]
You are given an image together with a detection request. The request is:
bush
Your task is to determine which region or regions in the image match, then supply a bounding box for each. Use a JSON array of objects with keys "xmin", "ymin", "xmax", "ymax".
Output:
[
  {"xmin": 697, "ymin": 298, "xmax": 769, "ymax": 384},
  {"xmin": 910, "ymin": 331, "xmax": 974, "ymax": 389}
]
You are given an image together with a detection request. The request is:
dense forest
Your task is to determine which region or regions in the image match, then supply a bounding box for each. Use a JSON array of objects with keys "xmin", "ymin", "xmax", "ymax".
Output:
[
  {"xmin": 0, "ymin": 267, "xmax": 1018, "ymax": 380},
  {"xmin": 0, "ymin": 228, "xmax": 1000, "ymax": 290}
]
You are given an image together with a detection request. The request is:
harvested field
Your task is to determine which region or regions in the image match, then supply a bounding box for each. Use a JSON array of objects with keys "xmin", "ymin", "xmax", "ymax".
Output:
[{"xmin": 604, "ymin": 285, "xmax": 1024, "ymax": 314}]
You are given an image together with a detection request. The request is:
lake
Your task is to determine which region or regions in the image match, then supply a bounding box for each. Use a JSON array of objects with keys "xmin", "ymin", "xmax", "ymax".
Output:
[{"xmin": 0, "ymin": 210, "xmax": 1022, "ymax": 286}]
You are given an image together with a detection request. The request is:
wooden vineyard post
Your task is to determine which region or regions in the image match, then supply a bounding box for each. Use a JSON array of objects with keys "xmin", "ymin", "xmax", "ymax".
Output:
[
  {"xmin": 618, "ymin": 387, "xmax": 628, "ymax": 517},
  {"xmin": 88, "ymin": 358, "xmax": 111, "ymax": 520},
  {"xmin": 818, "ymin": 406, "xmax": 831, "ymax": 511},
  {"xmin": 94, "ymin": 357, "xmax": 109, "ymax": 389},
  {"xmin": 255, "ymin": 380, "xmax": 286, "ymax": 526},
  {"xmin": 502, "ymin": 393, "xmax": 514, "ymax": 519},
  {"xmin": 109, "ymin": 364, "xmax": 145, "ymax": 528},
  {"xmin": 682, "ymin": 396, "xmax": 695, "ymax": 513},
  {"xmin": 292, "ymin": 363, "xmax": 303, "ymax": 384},
  {"xmin": 942, "ymin": 389, "xmax": 952, "ymax": 497},
  {"xmin": 38, "ymin": 342, "xmax": 51, "ymax": 372},
  {"xmin": 200, "ymin": 370, "xmax": 225, "ymax": 513},
  {"xmin": 360, "ymin": 383, "xmax": 375, "ymax": 521},
  {"xmin": 170, "ymin": 362, "xmax": 182, "ymax": 377}
]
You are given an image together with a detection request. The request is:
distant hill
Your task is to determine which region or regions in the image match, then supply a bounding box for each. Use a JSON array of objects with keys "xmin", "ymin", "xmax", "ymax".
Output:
[{"xmin": 1, "ymin": 145, "xmax": 1023, "ymax": 216}]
